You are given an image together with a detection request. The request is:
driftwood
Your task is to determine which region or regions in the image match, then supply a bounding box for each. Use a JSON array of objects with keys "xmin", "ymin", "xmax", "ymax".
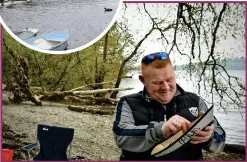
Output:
[
  {"xmin": 39, "ymin": 91, "xmax": 66, "ymax": 101},
  {"xmin": 39, "ymin": 87, "xmax": 133, "ymax": 102},
  {"xmin": 30, "ymin": 86, "xmax": 46, "ymax": 94},
  {"xmin": 64, "ymin": 96, "xmax": 117, "ymax": 105},
  {"xmin": 72, "ymin": 87, "xmax": 133, "ymax": 95},
  {"xmin": 67, "ymin": 105, "xmax": 114, "ymax": 115},
  {"xmin": 68, "ymin": 80, "xmax": 116, "ymax": 92},
  {"xmin": 223, "ymin": 143, "xmax": 245, "ymax": 154},
  {"xmin": 64, "ymin": 96, "xmax": 85, "ymax": 103}
]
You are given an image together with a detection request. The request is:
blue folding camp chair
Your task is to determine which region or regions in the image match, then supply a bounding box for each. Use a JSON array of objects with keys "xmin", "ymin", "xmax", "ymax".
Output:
[{"xmin": 23, "ymin": 124, "xmax": 74, "ymax": 160}]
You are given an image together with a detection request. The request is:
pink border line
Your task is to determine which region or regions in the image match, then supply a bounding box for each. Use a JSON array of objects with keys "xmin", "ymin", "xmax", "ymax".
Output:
[
  {"xmin": 1, "ymin": 1, "xmax": 246, "ymax": 162},
  {"xmin": 123, "ymin": 1, "xmax": 245, "ymax": 3},
  {"xmin": 245, "ymin": 3, "xmax": 247, "ymax": 160},
  {"xmin": 0, "ymin": 23, "xmax": 3, "ymax": 161}
]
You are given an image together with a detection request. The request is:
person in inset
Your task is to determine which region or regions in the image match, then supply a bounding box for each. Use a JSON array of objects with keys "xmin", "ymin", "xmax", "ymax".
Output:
[{"xmin": 112, "ymin": 52, "xmax": 225, "ymax": 160}]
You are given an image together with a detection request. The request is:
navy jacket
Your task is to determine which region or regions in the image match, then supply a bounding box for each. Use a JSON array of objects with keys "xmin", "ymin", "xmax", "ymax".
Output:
[{"xmin": 113, "ymin": 84, "xmax": 226, "ymax": 160}]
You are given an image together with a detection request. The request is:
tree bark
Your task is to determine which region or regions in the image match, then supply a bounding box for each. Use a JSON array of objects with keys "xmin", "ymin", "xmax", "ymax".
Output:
[
  {"xmin": 49, "ymin": 55, "xmax": 73, "ymax": 91},
  {"xmin": 94, "ymin": 32, "xmax": 109, "ymax": 91},
  {"xmin": 32, "ymin": 51, "xmax": 45, "ymax": 92}
]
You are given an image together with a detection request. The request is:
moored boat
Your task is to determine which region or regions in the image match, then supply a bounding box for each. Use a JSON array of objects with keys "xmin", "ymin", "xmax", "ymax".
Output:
[
  {"xmin": 14, "ymin": 28, "xmax": 39, "ymax": 40},
  {"xmin": 25, "ymin": 31, "xmax": 69, "ymax": 51}
]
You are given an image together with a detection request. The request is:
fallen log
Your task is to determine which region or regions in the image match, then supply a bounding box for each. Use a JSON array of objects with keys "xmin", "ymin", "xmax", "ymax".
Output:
[
  {"xmin": 68, "ymin": 95, "xmax": 117, "ymax": 102},
  {"xmin": 39, "ymin": 91, "xmax": 66, "ymax": 101},
  {"xmin": 67, "ymin": 105, "xmax": 114, "ymax": 115},
  {"xmin": 68, "ymin": 80, "xmax": 116, "ymax": 92},
  {"xmin": 29, "ymin": 94, "xmax": 42, "ymax": 106},
  {"xmin": 39, "ymin": 87, "xmax": 133, "ymax": 102},
  {"xmin": 223, "ymin": 143, "xmax": 245, "ymax": 154},
  {"xmin": 64, "ymin": 96, "xmax": 117, "ymax": 105},
  {"xmin": 64, "ymin": 96, "xmax": 85, "ymax": 103},
  {"xmin": 30, "ymin": 86, "xmax": 46, "ymax": 94},
  {"xmin": 72, "ymin": 87, "xmax": 133, "ymax": 95}
]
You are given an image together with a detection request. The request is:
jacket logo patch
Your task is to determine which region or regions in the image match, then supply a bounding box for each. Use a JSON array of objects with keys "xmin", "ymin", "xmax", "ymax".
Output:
[{"xmin": 189, "ymin": 107, "xmax": 198, "ymax": 117}]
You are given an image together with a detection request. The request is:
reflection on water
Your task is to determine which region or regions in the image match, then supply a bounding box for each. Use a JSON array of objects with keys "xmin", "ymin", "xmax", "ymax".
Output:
[
  {"xmin": 0, "ymin": 0, "xmax": 120, "ymax": 49},
  {"xmin": 117, "ymin": 70, "xmax": 246, "ymax": 145},
  {"xmin": 215, "ymin": 112, "xmax": 245, "ymax": 145}
]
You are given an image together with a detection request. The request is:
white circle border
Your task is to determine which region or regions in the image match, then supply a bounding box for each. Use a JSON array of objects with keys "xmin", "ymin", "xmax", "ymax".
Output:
[{"xmin": 0, "ymin": 0, "xmax": 123, "ymax": 55}]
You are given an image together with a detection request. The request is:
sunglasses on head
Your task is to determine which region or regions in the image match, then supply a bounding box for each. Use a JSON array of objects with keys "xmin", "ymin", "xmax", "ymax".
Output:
[{"xmin": 141, "ymin": 52, "xmax": 169, "ymax": 64}]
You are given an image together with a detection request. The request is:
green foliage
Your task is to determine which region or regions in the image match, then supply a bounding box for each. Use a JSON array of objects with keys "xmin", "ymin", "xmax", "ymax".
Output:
[{"xmin": 2, "ymin": 23, "xmax": 128, "ymax": 91}]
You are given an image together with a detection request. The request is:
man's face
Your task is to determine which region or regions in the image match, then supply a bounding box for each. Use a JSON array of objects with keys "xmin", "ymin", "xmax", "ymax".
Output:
[{"xmin": 140, "ymin": 63, "xmax": 176, "ymax": 104}]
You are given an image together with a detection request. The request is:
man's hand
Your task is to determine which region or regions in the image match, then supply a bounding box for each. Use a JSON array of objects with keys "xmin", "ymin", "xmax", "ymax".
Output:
[
  {"xmin": 161, "ymin": 115, "xmax": 191, "ymax": 138},
  {"xmin": 190, "ymin": 124, "xmax": 214, "ymax": 144},
  {"xmin": 190, "ymin": 111, "xmax": 215, "ymax": 144}
]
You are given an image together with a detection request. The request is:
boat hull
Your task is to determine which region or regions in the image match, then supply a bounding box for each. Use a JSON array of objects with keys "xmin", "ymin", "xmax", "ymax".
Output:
[
  {"xmin": 51, "ymin": 41, "xmax": 68, "ymax": 51},
  {"xmin": 25, "ymin": 31, "xmax": 69, "ymax": 51},
  {"xmin": 14, "ymin": 28, "xmax": 39, "ymax": 40}
]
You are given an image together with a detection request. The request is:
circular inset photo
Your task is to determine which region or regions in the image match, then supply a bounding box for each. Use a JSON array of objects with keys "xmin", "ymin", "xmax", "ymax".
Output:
[{"xmin": 0, "ymin": 0, "xmax": 122, "ymax": 54}]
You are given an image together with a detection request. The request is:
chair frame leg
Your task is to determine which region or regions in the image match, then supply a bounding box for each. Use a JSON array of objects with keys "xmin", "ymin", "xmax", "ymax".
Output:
[{"xmin": 68, "ymin": 143, "xmax": 72, "ymax": 159}]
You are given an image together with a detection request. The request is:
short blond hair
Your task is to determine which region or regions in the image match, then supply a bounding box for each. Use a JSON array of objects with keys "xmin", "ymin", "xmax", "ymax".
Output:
[{"xmin": 141, "ymin": 59, "xmax": 173, "ymax": 73}]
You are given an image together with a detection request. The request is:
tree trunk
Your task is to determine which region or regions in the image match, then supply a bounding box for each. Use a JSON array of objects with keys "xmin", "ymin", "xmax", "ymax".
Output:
[
  {"xmin": 32, "ymin": 51, "xmax": 45, "ymax": 92},
  {"xmin": 49, "ymin": 55, "xmax": 73, "ymax": 91},
  {"xmin": 110, "ymin": 28, "xmax": 155, "ymax": 99},
  {"xmin": 94, "ymin": 32, "xmax": 109, "ymax": 91}
]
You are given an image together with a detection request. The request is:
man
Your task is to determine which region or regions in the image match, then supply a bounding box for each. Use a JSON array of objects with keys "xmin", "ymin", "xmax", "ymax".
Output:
[{"xmin": 113, "ymin": 52, "xmax": 226, "ymax": 160}]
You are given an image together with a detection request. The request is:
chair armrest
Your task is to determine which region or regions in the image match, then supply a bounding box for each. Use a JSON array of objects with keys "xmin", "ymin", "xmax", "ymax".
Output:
[
  {"xmin": 23, "ymin": 143, "xmax": 38, "ymax": 151},
  {"xmin": 69, "ymin": 156, "xmax": 85, "ymax": 160}
]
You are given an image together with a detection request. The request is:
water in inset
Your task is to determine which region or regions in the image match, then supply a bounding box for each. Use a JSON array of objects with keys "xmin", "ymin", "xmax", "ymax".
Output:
[{"xmin": 0, "ymin": 0, "xmax": 120, "ymax": 49}]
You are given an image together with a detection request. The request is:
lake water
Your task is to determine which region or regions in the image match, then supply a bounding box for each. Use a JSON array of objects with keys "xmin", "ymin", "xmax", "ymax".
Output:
[
  {"xmin": 117, "ymin": 70, "xmax": 246, "ymax": 145},
  {"xmin": 0, "ymin": 0, "xmax": 120, "ymax": 49}
]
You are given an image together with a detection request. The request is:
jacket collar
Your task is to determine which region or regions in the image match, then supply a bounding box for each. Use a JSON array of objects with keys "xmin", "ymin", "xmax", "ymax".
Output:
[{"xmin": 141, "ymin": 84, "xmax": 185, "ymax": 102}]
